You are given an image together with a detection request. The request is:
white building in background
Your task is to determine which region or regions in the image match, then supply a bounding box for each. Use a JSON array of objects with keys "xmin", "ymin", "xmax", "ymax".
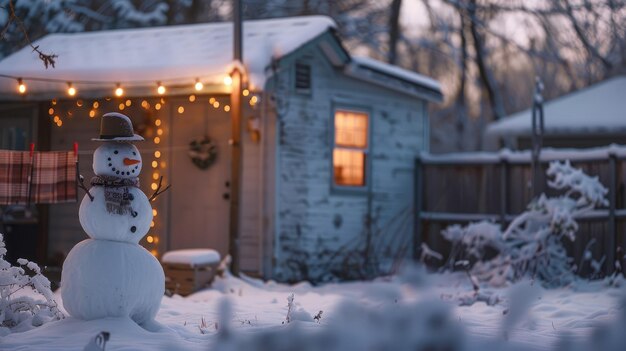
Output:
[{"xmin": 486, "ymin": 75, "xmax": 626, "ymax": 150}]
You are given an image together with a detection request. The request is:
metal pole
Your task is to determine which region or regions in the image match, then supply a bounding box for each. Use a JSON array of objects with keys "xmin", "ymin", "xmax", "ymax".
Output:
[
  {"xmin": 530, "ymin": 77, "xmax": 544, "ymax": 198},
  {"xmin": 228, "ymin": 0, "xmax": 243, "ymax": 276}
]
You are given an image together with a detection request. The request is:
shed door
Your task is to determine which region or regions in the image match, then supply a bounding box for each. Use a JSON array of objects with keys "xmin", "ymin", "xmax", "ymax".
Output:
[{"xmin": 167, "ymin": 97, "xmax": 230, "ymax": 256}]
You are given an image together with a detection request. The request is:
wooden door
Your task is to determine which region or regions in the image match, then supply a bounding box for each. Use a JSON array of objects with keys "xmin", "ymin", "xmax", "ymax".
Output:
[{"xmin": 167, "ymin": 96, "xmax": 231, "ymax": 256}]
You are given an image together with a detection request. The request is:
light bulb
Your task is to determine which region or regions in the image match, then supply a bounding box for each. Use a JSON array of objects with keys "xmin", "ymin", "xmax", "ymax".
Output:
[
  {"xmin": 224, "ymin": 75, "xmax": 233, "ymax": 86},
  {"xmin": 157, "ymin": 82, "xmax": 166, "ymax": 95},
  {"xmin": 17, "ymin": 79, "xmax": 26, "ymax": 94},
  {"xmin": 67, "ymin": 83, "xmax": 76, "ymax": 96},
  {"xmin": 195, "ymin": 79, "xmax": 203, "ymax": 91},
  {"xmin": 115, "ymin": 84, "xmax": 124, "ymax": 97}
]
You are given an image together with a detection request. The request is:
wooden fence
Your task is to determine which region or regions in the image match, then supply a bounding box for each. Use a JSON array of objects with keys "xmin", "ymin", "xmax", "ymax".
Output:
[{"xmin": 414, "ymin": 147, "xmax": 626, "ymax": 276}]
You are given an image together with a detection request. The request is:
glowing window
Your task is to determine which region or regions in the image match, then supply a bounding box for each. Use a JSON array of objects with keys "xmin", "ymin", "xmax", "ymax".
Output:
[{"xmin": 333, "ymin": 110, "xmax": 369, "ymax": 187}]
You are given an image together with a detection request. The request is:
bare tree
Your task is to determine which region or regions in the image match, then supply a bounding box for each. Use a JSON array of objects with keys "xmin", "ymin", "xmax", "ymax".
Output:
[{"xmin": 387, "ymin": 0, "xmax": 402, "ymax": 64}]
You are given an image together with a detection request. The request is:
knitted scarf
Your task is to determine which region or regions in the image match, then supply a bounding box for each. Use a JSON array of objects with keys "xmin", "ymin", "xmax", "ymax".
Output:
[{"xmin": 91, "ymin": 175, "xmax": 139, "ymax": 217}]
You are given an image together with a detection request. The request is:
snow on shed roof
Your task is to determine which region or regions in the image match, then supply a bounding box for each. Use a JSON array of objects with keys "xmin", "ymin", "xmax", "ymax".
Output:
[
  {"xmin": 0, "ymin": 16, "xmax": 336, "ymax": 97},
  {"xmin": 351, "ymin": 56, "xmax": 442, "ymax": 93},
  {"xmin": 487, "ymin": 76, "xmax": 626, "ymax": 138}
]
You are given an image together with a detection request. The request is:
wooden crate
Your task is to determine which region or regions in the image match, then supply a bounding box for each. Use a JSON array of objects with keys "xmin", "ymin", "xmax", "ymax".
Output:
[{"xmin": 162, "ymin": 262, "xmax": 218, "ymax": 296}]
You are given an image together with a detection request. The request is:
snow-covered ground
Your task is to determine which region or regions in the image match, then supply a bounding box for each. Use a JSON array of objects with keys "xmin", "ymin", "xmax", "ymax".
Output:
[{"xmin": 1, "ymin": 270, "xmax": 623, "ymax": 351}]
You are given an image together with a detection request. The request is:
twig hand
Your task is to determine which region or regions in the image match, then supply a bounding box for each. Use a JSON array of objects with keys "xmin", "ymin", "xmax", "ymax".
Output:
[
  {"xmin": 149, "ymin": 176, "xmax": 171, "ymax": 202},
  {"xmin": 77, "ymin": 175, "xmax": 94, "ymax": 201}
]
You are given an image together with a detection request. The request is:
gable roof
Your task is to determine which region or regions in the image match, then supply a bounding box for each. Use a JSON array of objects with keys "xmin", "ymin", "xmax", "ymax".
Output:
[
  {"xmin": 0, "ymin": 16, "xmax": 335, "ymax": 98},
  {"xmin": 348, "ymin": 56, "xmax": 443, "ymax": 102},
  {"xmin": 487, "ymin": 75, "xmax": 626, "ymax": 138},
  {"xmin": 0, "ymin": 15, "xmax": 442, "ymax": 102}
]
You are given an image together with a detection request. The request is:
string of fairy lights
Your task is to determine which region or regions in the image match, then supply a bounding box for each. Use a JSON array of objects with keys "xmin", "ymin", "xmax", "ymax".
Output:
[
  {"xmin": 10, "ymin": 73, "xmax": 260, "ymax": 257},
  {"xmin": 10, "ymin": 74, "xmax": 236, "ymax": 99}
]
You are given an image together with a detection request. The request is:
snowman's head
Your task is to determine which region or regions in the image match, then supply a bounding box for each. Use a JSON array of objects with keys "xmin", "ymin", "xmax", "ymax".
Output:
[{"xmin": 93, "ymin": 142, "xmax": 142, "ymax": 178}]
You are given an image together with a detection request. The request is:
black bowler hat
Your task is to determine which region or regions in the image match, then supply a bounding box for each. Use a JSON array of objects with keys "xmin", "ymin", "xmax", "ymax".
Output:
[{"xmin": 92, "ymin": 112, "xmax": 144, "ymax": 142}]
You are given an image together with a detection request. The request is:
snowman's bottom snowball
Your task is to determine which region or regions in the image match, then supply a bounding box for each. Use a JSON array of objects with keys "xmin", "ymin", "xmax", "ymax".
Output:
[{"xmin": 61, "ymin": 239, "xmax": 164, "ymax": 326}]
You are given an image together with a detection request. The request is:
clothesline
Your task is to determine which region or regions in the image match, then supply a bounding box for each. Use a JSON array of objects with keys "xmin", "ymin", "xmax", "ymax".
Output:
[{"xmin": 68, "ymin": 144, "xmax": 209, "ymax": 156}]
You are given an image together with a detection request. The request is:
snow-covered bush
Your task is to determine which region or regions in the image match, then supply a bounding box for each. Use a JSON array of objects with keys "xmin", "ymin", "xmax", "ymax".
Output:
[
  {"xmin": 442, "ymin": 221, "xmax": 504, "ymax": 269},
  {"xmin": 0, "ymin": 233, "xmax": 63, "ymax": 335},
  {"xmin": 441, "ymin": 161, "xmax": 608, "ymax": 287}
]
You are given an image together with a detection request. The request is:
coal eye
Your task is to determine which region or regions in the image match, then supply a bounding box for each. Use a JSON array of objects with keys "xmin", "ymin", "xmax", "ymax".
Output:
[
  {"xmin": 133, "ymin": 152, "xmax": 137, "ymax": 156},
  {"xmin": 114, "ymin": 150, "xmax": 119, "ymax": 154}
]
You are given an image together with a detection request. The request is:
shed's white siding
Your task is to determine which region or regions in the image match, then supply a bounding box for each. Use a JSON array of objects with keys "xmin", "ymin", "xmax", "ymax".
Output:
[{"xmin": 268, "ymin": 43, "xmax": 428, "ymax": 281}]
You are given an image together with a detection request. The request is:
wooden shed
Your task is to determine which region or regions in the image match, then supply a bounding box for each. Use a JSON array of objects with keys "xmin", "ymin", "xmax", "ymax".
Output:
[{"xmin": 0, "ymin": 16, "xmax": 442, "ymax": 281}]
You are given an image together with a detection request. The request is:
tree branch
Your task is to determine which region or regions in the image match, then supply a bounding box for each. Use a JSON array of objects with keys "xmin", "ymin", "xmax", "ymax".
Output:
[{"xmin": 1, "ymin": 0, "xmax": 57, "ymax": 68}]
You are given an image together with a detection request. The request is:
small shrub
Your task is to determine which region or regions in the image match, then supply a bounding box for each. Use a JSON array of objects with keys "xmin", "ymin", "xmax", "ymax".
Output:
[
  {"xmin": 441, "ymin": 161, "xmax": 608, "ymax": 287},
  {"xmin": 0, "ymin": 233, "xmax": 64, "ymax": 334}
]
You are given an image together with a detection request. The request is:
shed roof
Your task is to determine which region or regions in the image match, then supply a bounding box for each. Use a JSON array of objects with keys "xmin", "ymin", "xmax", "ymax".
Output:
[
  {"xmin": 349, "ymin": 56, "xmax": 443, "ymax": 102},
  {"xmin": 0, "ymin": 16, "xmax": 335, "ymax": 97},
  {"xmin": 0, "ymin": 15, "xmax": 442, "ymax": 102},
  {"xmin": 487, "ymin": 75, "xmax": 626, "ymax": 138}
]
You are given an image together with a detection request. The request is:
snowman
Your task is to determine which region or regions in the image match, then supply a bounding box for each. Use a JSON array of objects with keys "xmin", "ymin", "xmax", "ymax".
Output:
[{"xmin": 61, "ymin": 112, "xmax": 166, "ymax": 330}]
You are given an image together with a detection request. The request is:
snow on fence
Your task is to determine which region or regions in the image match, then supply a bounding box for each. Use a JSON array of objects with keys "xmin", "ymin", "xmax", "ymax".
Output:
[{"xmin": 414, "ymin": 145, "xmax": 626, "ymax": 277}]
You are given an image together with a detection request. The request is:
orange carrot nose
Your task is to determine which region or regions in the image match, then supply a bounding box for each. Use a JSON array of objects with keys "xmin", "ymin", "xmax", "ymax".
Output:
[{"xmin": 123, "ymin": 158, "xmax": 141, "ymax": 165}]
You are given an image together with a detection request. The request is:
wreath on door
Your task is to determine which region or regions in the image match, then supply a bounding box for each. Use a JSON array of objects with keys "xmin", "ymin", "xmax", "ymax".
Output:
[{"xmin": 188, "ymin": 136, "xmax": 217, "ymax": 170}]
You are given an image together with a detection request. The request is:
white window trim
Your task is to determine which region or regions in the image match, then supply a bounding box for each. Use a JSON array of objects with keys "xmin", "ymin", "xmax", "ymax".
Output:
[{"xmin": 331, "ymin": 107, "xmax": 371, "ymax": 192}]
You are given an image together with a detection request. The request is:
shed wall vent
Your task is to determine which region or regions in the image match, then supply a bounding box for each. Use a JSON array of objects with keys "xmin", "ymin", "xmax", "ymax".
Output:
[{"xmin": 295, "ymin": 63, "xmax": 312, "ymax": 92}]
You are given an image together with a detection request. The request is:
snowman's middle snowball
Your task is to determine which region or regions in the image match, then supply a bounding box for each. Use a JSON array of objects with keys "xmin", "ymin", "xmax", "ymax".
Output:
[{"xmin": 79, "ymin": 186, "xmax": 152, "ymax": 243}]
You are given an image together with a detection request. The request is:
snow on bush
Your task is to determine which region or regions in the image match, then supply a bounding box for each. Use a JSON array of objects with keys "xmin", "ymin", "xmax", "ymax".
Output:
[
  {"xmin": 0, "ymin": 233, "xmax": 63, "ymax": 335},
  {"xmin": 442, "ymin": 161, "xmax": 608, "ymax": 287}
]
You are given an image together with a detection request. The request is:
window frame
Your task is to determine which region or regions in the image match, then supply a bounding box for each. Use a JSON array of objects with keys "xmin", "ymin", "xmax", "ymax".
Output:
[{"xmin": 330, "ymin": 102, "xmax": 372, "ymax": 194}]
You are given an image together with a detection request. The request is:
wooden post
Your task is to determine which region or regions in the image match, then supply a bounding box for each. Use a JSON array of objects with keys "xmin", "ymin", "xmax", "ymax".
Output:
[
  {"xmin": 607, "ymin": 152, "xmax": 617, "ymax": 274},
  {"xmin": 499, "ymin": 157, "xmax": 508, "ymax": 226},
  {"xmin": 413, "ymin": 157, "xmax": 423, "ymax": 260},
  {"xmin": 228, "ymin": 0, "xmax": 243, "ymax": 276}
]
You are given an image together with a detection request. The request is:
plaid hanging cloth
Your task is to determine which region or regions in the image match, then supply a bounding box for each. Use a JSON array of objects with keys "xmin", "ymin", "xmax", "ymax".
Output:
[
  {"xmin": 0, "ymin": 150, "xmax": 33, "ymax": 205},
  {"xmin": 30, "ymin": 151, "xmax": 78, "ymax": 204}
]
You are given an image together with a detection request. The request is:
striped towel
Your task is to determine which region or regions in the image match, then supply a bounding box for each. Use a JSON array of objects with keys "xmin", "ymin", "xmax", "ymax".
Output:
[
  {"xmin": 0, "ymin": 150, "xmax": 32, "ymax": 205},
  {"xmin": 30, "ymin": 151, "xmax": 78, "ymax": 204},
  {"xmin": 0, "ymin": 150, "xmax": 78, "ymax": 205}
]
